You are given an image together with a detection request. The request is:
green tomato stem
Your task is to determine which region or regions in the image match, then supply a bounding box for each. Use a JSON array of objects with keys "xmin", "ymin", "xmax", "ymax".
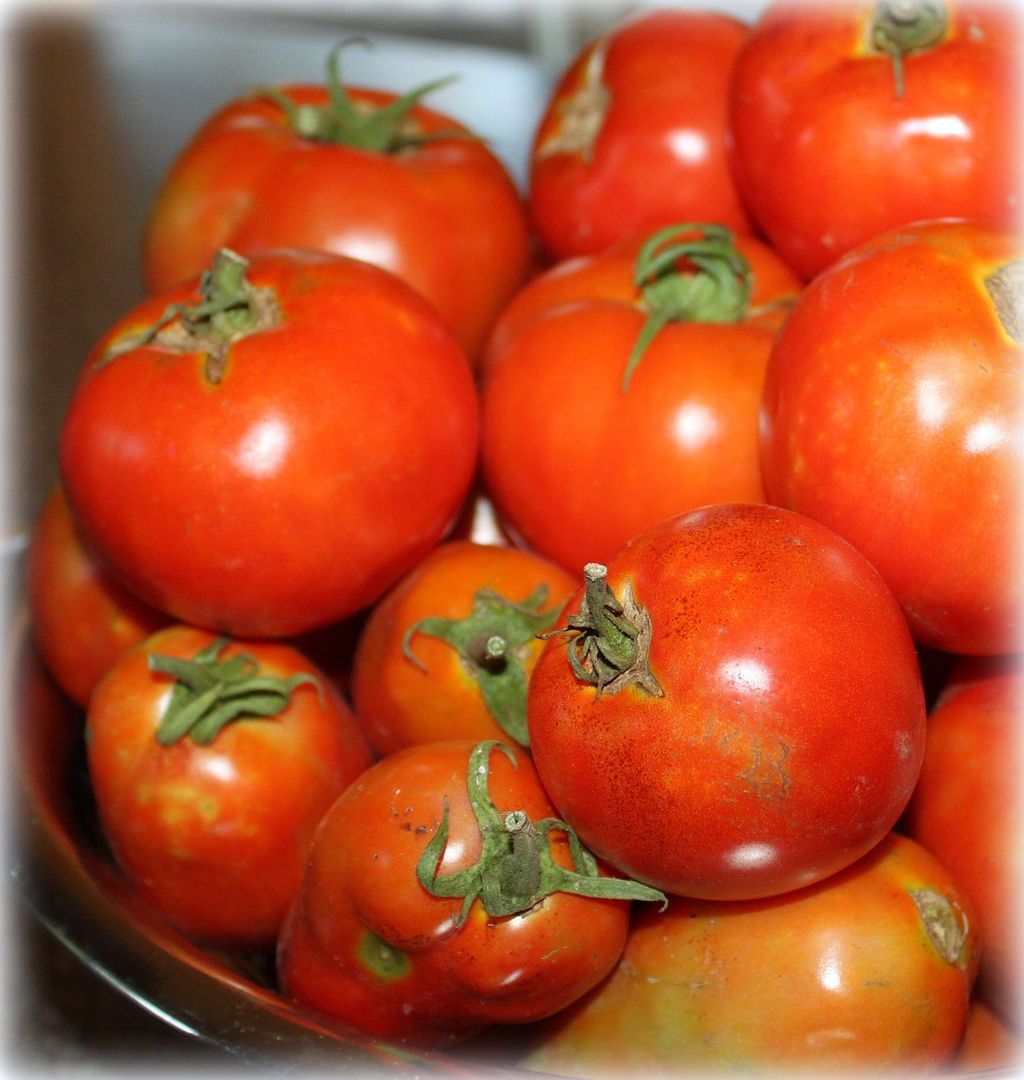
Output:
[
  {"xmin": 870, "ymin": 0, "xmax": 948, "ymax": 97},
  {"xmin": 258, "ymin": 39, "xmax": 465, "ymax": 153},
  {"xmin": 402, "ymin": 584, "xmax": 561, "ymax": 747},
  {"xmin": 150, "ymin": 636, "xmax": 321, "ymax": 746},
  {"xmin": 623, "ymin": 223, "xmax": 753, "ymax": 391},
  {"xmin": 542, "ymin": 565, "xmax": 663, "ymax": 698},
  {"xmin": 416, "ymin": 741, "xmax": 666, "ymax": 923}
]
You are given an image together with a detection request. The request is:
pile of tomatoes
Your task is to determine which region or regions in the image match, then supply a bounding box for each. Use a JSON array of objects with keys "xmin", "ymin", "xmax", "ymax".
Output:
[{"xmin": 25, "ymin": 2, "xmax": 1022, "ymax": 1075}]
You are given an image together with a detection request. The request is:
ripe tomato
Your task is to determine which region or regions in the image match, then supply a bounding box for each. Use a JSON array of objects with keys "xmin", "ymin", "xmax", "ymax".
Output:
[
  {"xmin": 528, "ymin": 9, "xmax": 752, "ymax": 262},
  {"xmin": 141, "ymin": 47, "xmax": 532, "ymax": 361},
  {"xmin": 904, "ymin": 654, "xmax": 1023, "ymax": 1023},
  {"xmin": 728, "ymin": 0, "xmax": 1021, "ymax": 279},
  {"xmin": 350, "ymin": 541, "xmax": 578, "ymax": 755},
  {"xmin": 521, "ymin": 834, "xmax": 980, "ymax": 1077},
  {"xmin": 759, "ymin": 220, "xmax": 1022, "ymax": 656},
  {"xmin": 59, "ymin": 248, "xmax": 478, "ymax": 638},
  {"xmin": 27, "ymin": 486, "xmax": 168, "ymax": 707},
  {"xmin": 277, "ymin": 740, "xmax": 663, "ymax": 1046},
  {"xmin": 527, "ymin": 503, "xmax": 926, "ymax": 901},
  {"xmin": 86, "ymin": 625, "xmax": 373, "ymax": 949},
  {"xmin": 481, "ymin": 224, "xmax": 801, "ymax": 573}
]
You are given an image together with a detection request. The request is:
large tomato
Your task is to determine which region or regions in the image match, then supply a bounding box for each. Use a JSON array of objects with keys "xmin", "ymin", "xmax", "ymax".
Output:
[
  {"xmin": 528, "ymin": 9, "xmax": 752, "ymax": 262},
  {"xmin": 86, "ymin": 625, "xmax": 373, "ymax": 949},
  {"xmin": 277, "ymin": 740, "xmax": 663, "ymax": 1047},
  {"xmin": 527, "ymin": 503, "xmax": 926, "ymax": 901},
  {"xmin": 481, "ymin": 224, "xmax": 801, "ymax": 573},
  {"xmin": 522, "ymin": 834, "xmax": 980, "ymax": 1077},
  {"xmin": 142, "ymin": 47, "xmax": 532, "ymax": 361},
  {"xmin": 904, "ymin": 654, "xmax": 1023, "ymax": 1023},
  {"xmin": 759, "ymin": 220, "xmax": 1022, "ymax": 656},
  {"xmin": 350, "ymin": 540, "xmax": 578, "ymax": 755},
  {"xmin": 58, "ymin": 248, "xmax": 478, "ymax": 638},
  {"xmin": 728, "ymin": 0, "xmax": 1021, "ymax": 279},
  {"xmin": 27, "ymin": 485, "xmax": 167, "ymax": 707}
]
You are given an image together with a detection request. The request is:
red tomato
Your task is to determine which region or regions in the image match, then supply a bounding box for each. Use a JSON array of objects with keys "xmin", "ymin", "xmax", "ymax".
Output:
[
  {"xmin": 277, "ymin": 740, "xmax": 662, "ymax": 1046},
  {"xmin": 350, "ymin": 541, "xmax": 578, "ymax": 755},
  {"xmin": 759, "ymin": 220, "xmax": 1022, "ymax": 656},
  {"xmin": 528, "ymin": 9, "xmax": 752, "ymax": 262},
  {"xmin": 59, "ymin": 249, "xmax": 478, "ymax": 638},
  {"xmin": 522, "ymin": 834, "xmax": 980, "ymax": 1076},
  {"xmin": 904, "ymin": 654, "xmax": 1023, "ymax": 1022},
  {"xmin": 141, "ymin": 50, "xmax": 532, "ymax": 362},
  {"xmin": 527, "ymin": 503, "xmax": 926, "ymax": 901},
  {"xmin": 27, "ymin": 486, "xmax": 168, "ymax": 707},
  {"xmin": 86, "ymin": 625, "xmax": 372, "ymax": 949},
  {"xmin": 729, "ymin": 1, "xmax": 1021, "ymax": 279},
  {"xmin": 481, "ymin": 224, "xmax": 801, "ymax": 573}
]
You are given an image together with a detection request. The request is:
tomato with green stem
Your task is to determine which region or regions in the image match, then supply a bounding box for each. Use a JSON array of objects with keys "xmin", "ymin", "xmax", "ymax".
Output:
[
  {"xmin": 142, "ymin": 43, "xmax": 532, "ymax": 362},
  {"xmin": 481, "ymin": 223, "xmax": 801, "ymax": 574},
  {"xmin": 86, "ymin": 625, "xmax": 373, "ymax": 949},
  {"xmin": 728, "ymin": 0, "xmax": 1021, "ymax": 279},
  {"xmin": 350, "ymin": 540, "xmax": 578, "ymax": 755},
  {"xmin": 527, "ymin": 502, "xmax": 926, "ymax": 901},
  {"xmin": 59, "ymin": 248, "xmax": 478, "ymax": 638},
  {"xmin": 277, "ymin": 739, "xmax": 664, "ymax": 1047}
]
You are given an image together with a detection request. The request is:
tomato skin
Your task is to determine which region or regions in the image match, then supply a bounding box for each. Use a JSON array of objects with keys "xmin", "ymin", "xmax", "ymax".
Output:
[
  {"xmin": 522, "ymin": 834, "xmax": 979, "ymax": 1077},
  {"xmin": 528, "ymin": 10, "xmax": 752, "ymax": 262},
  {"xmin": 350, "ymin": 541, "xmax": 578, "ymax": 756},
  {"xmin": 759, "ymin": 220, "xmax": 1022, "ymax": 656},
  {"xmin": 729, "ymin": 1, "xmax": 1021, "ymax": 279},
  {"xmin": 142, "ymin": 86, "xmax": 532, "ymax": 361},
  {"xmin": 86, "ymin": 625, "xmax": 373, "ymax": 949},
  {"xmin": 59, "ymin": 250, "xmax": 479, "ymax": 638},
  {"xmin": 27, "ymin": 486, "xmax": 168, "ymax": 707},
  {"xmin": 527, "ymin": 503, "xmax": 926, "ymax": 901},
  {"xmin": 904, "ymin": 654, "xmax": 1023, "ymax": 1022},
  {"xmin": 277, "ymin": 740, "xmax": 632, "ymax": 1047},
  {"xmin": 480, "ymin": 232, "xmax": 802, "ymax": 574},
  {"xmin": 955, "ymin": 998, "xmax": 1024, "ymax": 1073}
]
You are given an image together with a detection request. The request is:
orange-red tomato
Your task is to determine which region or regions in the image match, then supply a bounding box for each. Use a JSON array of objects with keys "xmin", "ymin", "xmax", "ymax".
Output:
[
  {"xmin": 27, "ymin": 486, "xmax": 167, "ymax": 707},
  {"xmin": 528, "ymin": 9, "xmax": 752, "ymax": 261},
  {"xmin": 904, "ymin": 654, "xmax": 1023, "ymax": 1022},
  {"xmin": 760, "ymin": 220, "xmax": 1022, "ymax": 655},
  {"xmin": 86, "ymin": 625, "xmax": 372, "ymax": 949},
  {"xmin": 527, "ymin": 503, "xmax": 926, "ymax": 901},
  {"xmin": 142, "ymin": 59, "xmax": 532, "ymax": 361},
  {"xmin": 278, "ymin": 740, "xmax": 654, "ymax": 1046},
  {"xmin": 729, "ymin": 0, "xmax": 1021, "ymax": 278},
  {"xmin": 521, "ymin": 834, "xmax": 980, "ymax": 1077},
  {"xmin": 481, "ymin": 225, "xmax": 802, "ymax": 574},
  {"xmin": 350, "ymin": 541, "xmax": 578, "ymax": 755},
  {"xmin": 59, "ymin": 249, "xmax": 479, "ymax": 638}
]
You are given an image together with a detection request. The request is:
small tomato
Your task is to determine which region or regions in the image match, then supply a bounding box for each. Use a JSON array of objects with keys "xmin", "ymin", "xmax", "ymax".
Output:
[{"xmin": 86, "ymin": 625, "xmax": 373, "ymax": 949}]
